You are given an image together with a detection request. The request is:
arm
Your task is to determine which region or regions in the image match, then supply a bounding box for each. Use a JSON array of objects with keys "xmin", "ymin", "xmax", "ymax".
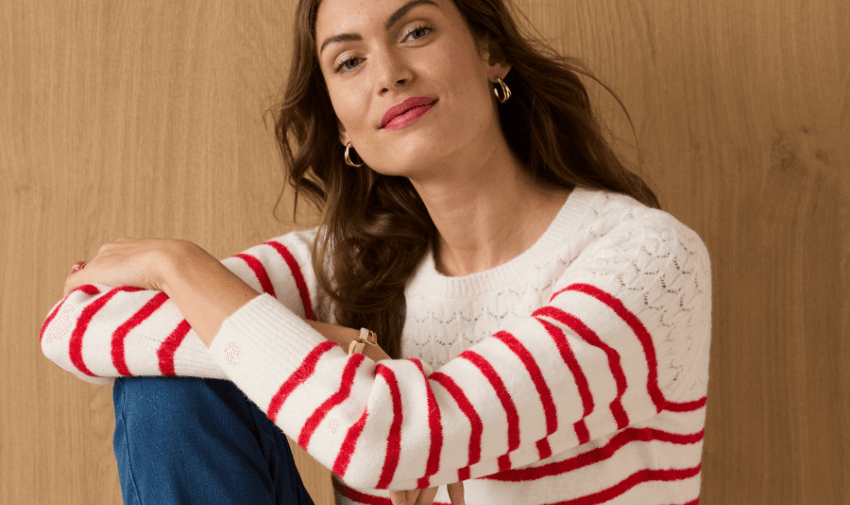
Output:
[
  {"xmin": 40, "ymin": 227, "xmax": 330, "ymax": 385},
  {"xmin": 302, "ymin": 319, "xmax": 392, "ymax": 364},
  {"xmin": 152, "ymin": 242, "xmax": 392, "ymax": 366},
  {"xmin": 199, "ymin": 219, "xmax": 712, "ymax": 490}
]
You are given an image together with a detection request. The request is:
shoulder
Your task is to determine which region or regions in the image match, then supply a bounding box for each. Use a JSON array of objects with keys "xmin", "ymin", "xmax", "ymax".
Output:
[
  {"xmin": 257, "ymin": 224, "xmax": 324, "ymax": 264},
  {"xmin": 554, "ymin": 189, "xmax": 712, "ymax": 308},
  {"xmin": 578, "ymin": 188, "xmax": 710, "ymax": 270},
  {"xmin": 277, "ymin": 224, "xmax": 323, "ymax": 248}
]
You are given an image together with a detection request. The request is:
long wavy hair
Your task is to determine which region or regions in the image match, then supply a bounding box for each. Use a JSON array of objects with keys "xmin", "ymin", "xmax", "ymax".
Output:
[{"xmin": 264, "ymin": 0, "xmax": 661, "ymax": 359}]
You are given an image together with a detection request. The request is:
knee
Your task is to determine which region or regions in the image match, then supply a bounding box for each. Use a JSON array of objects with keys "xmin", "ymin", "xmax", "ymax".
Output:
[
  {"xmin": 114, "ymin": 376, "xmax": 240, "ymax": 428},
  {"xmin": 113, "ymin": 376, "xmax": 263, "ymax": 465}
]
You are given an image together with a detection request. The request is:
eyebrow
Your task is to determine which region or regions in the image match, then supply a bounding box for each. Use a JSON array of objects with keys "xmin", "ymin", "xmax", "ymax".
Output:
[{"xmin": 319, "ymin": 0, "xmax": 439, "ymax": 55}]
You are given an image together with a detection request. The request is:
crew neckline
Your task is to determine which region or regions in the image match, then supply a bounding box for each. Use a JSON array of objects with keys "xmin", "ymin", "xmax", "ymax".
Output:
[{"xmin": 409, "ymin": 185, "xmax": 599, "ymax": 299}]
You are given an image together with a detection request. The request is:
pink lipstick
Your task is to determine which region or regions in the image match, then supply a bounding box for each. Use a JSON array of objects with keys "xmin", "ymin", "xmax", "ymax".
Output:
[
  {"xmin": 382, "ymin": 103, "xmax": 436, "ymax": 130},
  {"xmin": 381, "ymin": 97, "xmax": 437, "ymax": 130}
]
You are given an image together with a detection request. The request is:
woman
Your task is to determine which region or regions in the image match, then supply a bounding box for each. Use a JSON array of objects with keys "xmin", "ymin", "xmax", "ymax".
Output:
[{"xmin": 43, "ymin": 0, "xmax": 712, "ymax": 504}]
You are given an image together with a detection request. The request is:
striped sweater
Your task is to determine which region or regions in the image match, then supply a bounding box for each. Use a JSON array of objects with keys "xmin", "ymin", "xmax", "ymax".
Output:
[{"xmin": 40, "ymin": 186, "xmax": 712, "ymax": 505}]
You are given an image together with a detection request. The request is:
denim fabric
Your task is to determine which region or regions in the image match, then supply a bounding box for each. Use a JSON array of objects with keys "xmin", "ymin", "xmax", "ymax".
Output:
[{"xmin": 113, "ymin": 376, "xmax": 315, "ymax": 505}]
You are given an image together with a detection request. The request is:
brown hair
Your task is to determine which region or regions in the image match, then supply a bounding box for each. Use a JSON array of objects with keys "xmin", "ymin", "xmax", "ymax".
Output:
[{"xmin": 264, "ymin": 0, "xmax": 661, "ymax": 359}]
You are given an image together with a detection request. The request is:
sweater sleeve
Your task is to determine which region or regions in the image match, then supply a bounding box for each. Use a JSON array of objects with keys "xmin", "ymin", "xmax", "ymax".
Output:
[
  {"xmin": 204, "ymin": 216, "xmax": 713, "ymax": 491},
  {"xmin": 39, "ymin": 226, "xmax": 328, "ymax": 386}
]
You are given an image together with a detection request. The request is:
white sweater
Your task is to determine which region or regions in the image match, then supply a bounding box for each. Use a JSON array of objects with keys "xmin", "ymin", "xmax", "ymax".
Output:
[{"xmin": 41, "ymin": 186, "xmax": 712, "ymax": 505}]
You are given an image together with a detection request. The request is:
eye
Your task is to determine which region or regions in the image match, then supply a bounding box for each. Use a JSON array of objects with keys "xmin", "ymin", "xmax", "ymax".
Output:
[
  {"xmin": 332, "ymin": 23, "xmax": 435, "ymax": 74},
  {"xmin": 333, "ymin": 56, "xmax": 361, "ymax": 73},
  {"xmin": 401, "ymin": 23, "xmax": 434, "ymax": 43}
]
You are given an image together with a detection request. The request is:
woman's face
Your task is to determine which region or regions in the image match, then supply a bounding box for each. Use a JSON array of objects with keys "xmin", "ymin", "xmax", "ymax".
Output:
[{"xmin": 315, "ymin": 0, "xmax": 509, "ymax": 182}]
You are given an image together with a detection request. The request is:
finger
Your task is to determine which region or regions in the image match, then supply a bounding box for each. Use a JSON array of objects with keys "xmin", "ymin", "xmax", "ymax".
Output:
[
  {"xmin": 414, "ymin": 486, "xmax": 439, "ymax": 505},
  {"xmin": 389, "ymin": 490, "xmax": 404, "ymax": 505},
  {"xmin": 407, "ymin": 489, "xmax": 421, "ymax": 505},
  {"xmin": 64, "ymin": 273, "xmax": 80, "ymax": 298},
  {"xmin": 447, "ymin": 481, "xmax": 466, "ymax": 505},
  {"xmin": 389, "ymin": 489, "xmax": 418, "ymax": 505}
]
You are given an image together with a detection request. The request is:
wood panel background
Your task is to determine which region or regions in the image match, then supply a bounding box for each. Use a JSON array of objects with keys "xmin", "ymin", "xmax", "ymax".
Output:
[{"xmin": 2, "ymin": 0, "xmax": 847, "ymax": 503}]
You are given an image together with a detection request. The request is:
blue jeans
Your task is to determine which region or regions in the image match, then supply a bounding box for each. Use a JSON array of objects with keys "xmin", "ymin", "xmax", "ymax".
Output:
[{"xmin": 112, "ymin": 376, "xmax": 316, "ymax": 505}]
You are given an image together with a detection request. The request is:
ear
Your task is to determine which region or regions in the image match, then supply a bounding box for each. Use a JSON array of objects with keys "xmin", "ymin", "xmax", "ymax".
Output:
[
  {"xmin": 477, "ymin": 32, "xmax": 511, "ymax": 81},
  {"xmin": 338, "ymin": 120, "xmax": 350, "ymax": 147}
]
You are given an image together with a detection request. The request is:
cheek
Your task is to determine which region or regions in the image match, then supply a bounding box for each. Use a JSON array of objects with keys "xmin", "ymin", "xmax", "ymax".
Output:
[
  {"xmin": 443, "ymin": 39, "xmax": 479, "ymax": 90},
  {"xmin": 442, "ymin": 41, "xmax": 489, "ymax": 104},
  {"xmin": 328, "ymin": 88, "xmax": 365, "ymax": 133}
]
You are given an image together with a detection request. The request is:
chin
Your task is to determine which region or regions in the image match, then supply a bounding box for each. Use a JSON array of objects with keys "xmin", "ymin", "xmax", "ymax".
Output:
[{"xmin": 370, "ymin": 157, "xmax": 429, "ymax": 181}]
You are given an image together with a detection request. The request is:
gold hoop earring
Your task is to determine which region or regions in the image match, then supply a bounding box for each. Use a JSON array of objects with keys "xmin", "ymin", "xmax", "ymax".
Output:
[
  {"xmin": 493, "ymin": 76, "xmax": 511, "ymax": 104},
  {"xmin": 345, "ymin": 141, "xmax": 364, "ymax": 167}
]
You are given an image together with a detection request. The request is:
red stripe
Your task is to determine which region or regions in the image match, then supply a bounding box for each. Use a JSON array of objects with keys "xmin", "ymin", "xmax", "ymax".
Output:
[
  {"xmin": 537, "ymin": 437, "xmax": 553, "ymax": 460},
  {"xmin": 557, "ymin": 283, "xmax": 705, "ymax": 412},
  {"xmin": 493, "ymin": 330, "xmax": 559, "ymax": 436},
  {"xmin": 107, "ymin": 292, "xmax": 170, "ymax": 376},
  {"xmin": 665, "ymin": 396, "xmax": 706, "ymax": 412},
  {"xmin": 266, "ymin": 340, "xmax": 338, "ymax": 422},
  {"xmin": 551, "ymin": 464, "xmax": 701, "ymax": 505},
  {"xmin": 334, "ymin": 405, "xmax": 369, "ymax": 480},
  {"xmin": 535, "ymin": 317, "xmax": 594, "ymax": 444},
  {"xmin": 370, "ymin": 364, "xmax": 403, "ymax": 488},
  {"xmin": 155, "ymin": 319, "xmax": 192, "ymax": 376},
  {"xmin": 410, "ymin": 359, "xmax": 443, "ymax": 489},
  {"xmin": 47, "ymin": 286, "xmax": 190, "ymax": 380},
  {"xmin": 552, "ymin": 283, "xmax": 669, "ymax": 411},
  {"xmin": 574, "ymin": 419, "xmax": 590, "ymax": 446},
  {"xmin": 533, "ymin": 305, "xmax": 630, "ymax": 429},
  {"xmin": 40, "ymin": 285, "xmax": 102, "ymax": 346},
  {"xmin": 68, "ymin": 286, "xmax": 144, "ymax": 378},
  {"xmin": 485, "ymin": 427, "xmax": 704, "ymax": 481},
  {"xmin": 298, "ymin": 353, "xmax": 366, "ymax": 449},
  {"xmin": 263, "ymin": 241, "xmax": 315, "ymax": 321},
  {"xmin": 335, "ymin": 360, "xmax": 436, "ymax": 487},
  {"xmin": 234, "ymin": 253, "xmax": 276, "ymax": 297},
  {"xmin": 48, "ymin": 238, "xmax": 316, "ymax": 378},
  {"xmin": 459, "ymin": 350, "xmax": 520, "ymax": 471},
  {"xmin": 332, "ymin": 470, "xmax": 700, "ymax": 505},
  {"xmin": 430, "ymin": 371, "xmax": 483, "ymax": 481}
]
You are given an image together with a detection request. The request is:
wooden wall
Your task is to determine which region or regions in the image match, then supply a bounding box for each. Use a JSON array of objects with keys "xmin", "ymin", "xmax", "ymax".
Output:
[{"xmin": 2, "ymin": 0, "xmax": 846, "ymax": 503}]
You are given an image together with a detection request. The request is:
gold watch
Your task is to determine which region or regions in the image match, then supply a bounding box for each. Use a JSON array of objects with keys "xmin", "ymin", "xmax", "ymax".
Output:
[{"xmin": 348, "ymin": 328, "xmax": 378, "ymax": 355}]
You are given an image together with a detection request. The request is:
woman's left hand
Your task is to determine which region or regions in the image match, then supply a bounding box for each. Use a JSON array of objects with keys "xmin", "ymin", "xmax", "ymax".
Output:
[
  {"xmin": 389, "ymin": 480, "xmax": 465, "ymax": 505},
  {"xmin": 63, "ymin": 237, "xmax": 188, "ymax": 298}
]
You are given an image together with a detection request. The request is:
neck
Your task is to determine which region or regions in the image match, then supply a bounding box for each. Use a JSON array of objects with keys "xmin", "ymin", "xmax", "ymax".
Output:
[
  {"xmin": 411, "ymin": 135, "xmax": 570, "ymax": 278},
  {"xmin": 432, "ymin": 188, "xmax": 569, "ymax": 277},
  {"xmin": 426, "ymin": 150, "xmax": 571, "ymax": 277}
]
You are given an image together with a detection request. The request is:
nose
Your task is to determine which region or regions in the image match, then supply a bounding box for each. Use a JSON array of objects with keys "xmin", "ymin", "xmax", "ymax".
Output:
[{"xmin": 376, "ymin": 49, "xmax": 413, "ymax": 95}]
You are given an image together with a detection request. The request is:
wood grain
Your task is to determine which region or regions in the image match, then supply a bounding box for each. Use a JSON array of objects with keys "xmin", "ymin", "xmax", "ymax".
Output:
[{"xmin": 2, "ymin": 0, "xmax": 846, "ymax": 503}]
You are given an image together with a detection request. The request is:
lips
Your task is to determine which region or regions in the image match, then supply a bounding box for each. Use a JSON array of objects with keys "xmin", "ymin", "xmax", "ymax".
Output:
[{"xmin": 381, "ymin": 96, "xmax": 438, "ymax": 129}]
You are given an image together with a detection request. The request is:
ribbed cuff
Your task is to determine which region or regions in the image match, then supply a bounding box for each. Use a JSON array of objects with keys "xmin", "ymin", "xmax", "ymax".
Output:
[{"xmin": 208, "ymin": 292, "xmax": 335, "ymax": 395}]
